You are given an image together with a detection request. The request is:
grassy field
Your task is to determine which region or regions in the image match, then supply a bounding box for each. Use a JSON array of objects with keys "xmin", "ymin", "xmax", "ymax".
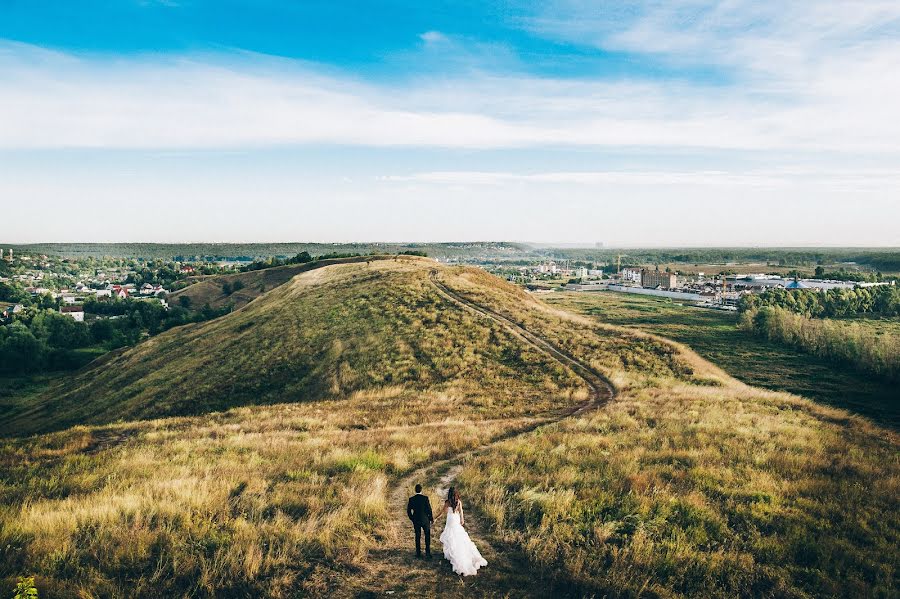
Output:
[
  {"xmin": 440, "ymin": 269, "xmax": 898, "ymax": 597},
  {"xmin": 3, "ymin": 258, "xmax": 583, "ymax": 436},
  {"xmin": 544, "ymin": 291, "xmax": 900, "ymax": 429},
  {"xmin": 1, "ymin": 261, "xmax": 897, "ymax": 597}
]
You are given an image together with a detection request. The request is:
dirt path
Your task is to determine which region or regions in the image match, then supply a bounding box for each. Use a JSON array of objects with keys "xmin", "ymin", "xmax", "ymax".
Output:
[{"xmin": 337, "ymin": 273, "xmax": 615, "ymax": 598}]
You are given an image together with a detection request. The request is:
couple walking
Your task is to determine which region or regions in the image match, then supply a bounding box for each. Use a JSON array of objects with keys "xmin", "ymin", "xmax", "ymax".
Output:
[{"xmin": 407, "ymin": 483, "xmax": 488, "ymax": 577}]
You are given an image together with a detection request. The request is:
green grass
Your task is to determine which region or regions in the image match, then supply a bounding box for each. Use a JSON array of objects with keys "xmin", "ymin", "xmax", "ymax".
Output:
[
  {"xmin": 544, "ymin": 291, "xmax": 900, "ymax": 429},
  {"xmin": 1, "ymin": 261, "xmax": 897, "ymax": 598},
  {"xmin": 2, "ymin": 257, "xmax": 584, "ymax": 436},
  {"xmin": 436, "ymin": 270, "xmax": 898, "ymax": 598}
]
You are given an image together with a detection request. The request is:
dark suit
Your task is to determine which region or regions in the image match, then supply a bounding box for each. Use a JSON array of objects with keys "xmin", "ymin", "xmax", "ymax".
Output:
[{"xmin": 407, "ymin": 493, "xmax": 434, "ymax": 556}]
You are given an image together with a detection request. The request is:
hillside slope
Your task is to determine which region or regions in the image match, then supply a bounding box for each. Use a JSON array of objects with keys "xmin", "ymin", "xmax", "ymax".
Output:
[
  {"xmin": 3, "ymin": 257, "xmax": 587, "ymax": 435},
  {"xmin": 168, "ymin": 255, "xmax": 395, "ymax": 310},
  {"xmin": 0, "ymin": 261, "xmax": 896, "ymax": 598}
]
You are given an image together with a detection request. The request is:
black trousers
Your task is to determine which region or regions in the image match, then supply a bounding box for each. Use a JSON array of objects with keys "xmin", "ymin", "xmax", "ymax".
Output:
[{"xmin": 414, "ymin": 523, "xmax": 431, "ymax": 556}]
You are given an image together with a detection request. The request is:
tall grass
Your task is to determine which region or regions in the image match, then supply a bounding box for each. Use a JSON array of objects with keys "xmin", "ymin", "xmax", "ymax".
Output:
[
  {"xmin": 2, "ymin": 261, "xmax": 897, "ymax": 597},
  {"xmin": 0, "ymin": 389, "xmax": 559, "ymax": 597},
  {"xmin": 3, "ymin": 258, "xmax": 583, "ymax": 436},
  {"xmin": 741, "ymin": 306, "xmax": 900, "ymax": 381},
  {"xmin": 438, "ymin": 267, "xmax": 899, "ymax": 597}
]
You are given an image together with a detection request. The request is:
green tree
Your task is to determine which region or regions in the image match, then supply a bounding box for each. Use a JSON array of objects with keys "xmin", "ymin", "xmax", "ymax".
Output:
[{"xmin": 0, "ymin": 323, "xmax": 46, "ymax": 373}]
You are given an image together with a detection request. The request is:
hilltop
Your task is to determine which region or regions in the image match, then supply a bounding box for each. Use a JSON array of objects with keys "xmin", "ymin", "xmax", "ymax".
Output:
[
  {"xmin": 168, "ymin": 255, "xmax": 397, "ymax": 310},
  {"xmin": 0, "ymin": 259, "xmax": 897, "ymax": 598}
]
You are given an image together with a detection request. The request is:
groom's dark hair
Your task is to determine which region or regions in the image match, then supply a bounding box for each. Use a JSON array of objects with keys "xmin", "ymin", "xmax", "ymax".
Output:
[{"xmin": 415, "ymin": 484, "xmax": 422, "ymax": 493}]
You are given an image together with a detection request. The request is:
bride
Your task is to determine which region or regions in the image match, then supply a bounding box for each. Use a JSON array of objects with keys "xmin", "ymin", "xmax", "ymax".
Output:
[{"xmin": 438, "ymin": 486, "xmax": 487, "ymax": 576}]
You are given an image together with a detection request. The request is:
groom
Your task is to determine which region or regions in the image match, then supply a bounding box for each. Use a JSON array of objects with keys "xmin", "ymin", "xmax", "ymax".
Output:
[{"xmin": 407, "ymin": 483, "xmax": 434, "ymax": 559}]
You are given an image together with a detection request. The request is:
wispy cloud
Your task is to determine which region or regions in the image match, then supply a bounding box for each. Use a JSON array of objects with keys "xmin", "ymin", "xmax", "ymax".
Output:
[
  {"xmin": 419, "ymin": 30, "xmax": 448, "ymax": 44},
  {"xmin": 378, "ymin": 168, "xmax": 900, "ymax": 191},
  {"xmin": 2, "ymin": 0, "xmax": 900, "ymax": 166}
]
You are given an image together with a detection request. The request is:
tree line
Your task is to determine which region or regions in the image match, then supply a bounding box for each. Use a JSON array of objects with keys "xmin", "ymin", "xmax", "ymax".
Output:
[
  {"xmin": 0, "ymin": 298, "xmax": 230, "ymax": 375},
  {"xmin": 739, "ymin": 285, "xmax": 899, "ymax": 318},
  {"xmin": 739, "ymin": 306, "xmax": 899, "ymax": 382}
]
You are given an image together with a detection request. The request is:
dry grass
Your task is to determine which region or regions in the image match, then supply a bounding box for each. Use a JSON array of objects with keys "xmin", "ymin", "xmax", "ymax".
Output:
[
  {"xmin": 1, "ymin": 261, "xmax": 897, "ymax": 598},
  {"xmin": 168, "ymin": 255, "xmax": 396, "ymax": 310},
  {"xmin": 437, "ymin": 267, "xmax": 899, "ymax": 597},
  {"xmin": 4, "ymin": 257, "xmax": 584, "ymax": 435},
  {"xmin": 0, "ymin": 389, "xmax": 555, "ymax": 597}
]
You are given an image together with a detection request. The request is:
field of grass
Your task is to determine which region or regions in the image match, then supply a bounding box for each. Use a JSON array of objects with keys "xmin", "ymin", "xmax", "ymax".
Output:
[
  {"xmin": 0, "ymin": 389, "xmax": 558, "ymax": 597},
  {"xmin": 438, "ymin": 270, "xmax": 898, "ymax": 597},
  {"xmin": 544, "ymin": 291, "xmax": 900, "ymax": 429},
  {"xmin": 3, "ymin": 258, "xmax": 583, "ymax": 436},
  {"xmin": 1, "ymin": 261, "xmax": 897, "ymax": 598}
]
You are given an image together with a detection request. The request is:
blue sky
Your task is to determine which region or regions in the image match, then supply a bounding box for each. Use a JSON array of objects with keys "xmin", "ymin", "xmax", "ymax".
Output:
[{"xmin": 2, "ymin": 1, "xmax": 899, "ymax": 245}]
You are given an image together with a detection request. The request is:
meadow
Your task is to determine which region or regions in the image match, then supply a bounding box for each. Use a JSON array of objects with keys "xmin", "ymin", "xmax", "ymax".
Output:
[
  {"xmin": 1, "ymin": 390, "xmax": 561, "ymax": 597},
  {"xmin": 439, "ymin": 270, "xmax": 898, "ymax": 597},
  {"xmin": 544, "ymin": 291, "xmax": 900, "ymax": 428},
  {"xmin": 1, "ymin": 259, "xmax": 588, "ymax": 596},
  {"xmin": 2, "ymin": 259, "xmax": 583, "ymax": 436},
  {"xmin": 1, "ymin": 261, "xmax": 897, "ymax": 598}
]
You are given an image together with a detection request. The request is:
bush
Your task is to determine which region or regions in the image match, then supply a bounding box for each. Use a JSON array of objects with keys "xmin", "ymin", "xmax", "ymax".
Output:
[
  {"xmin": 742, "ymin": 306, "xmax": 900, "ymax": 381},
  {"xmin": 13, "ymin": 577, "xmax": 38, "ymax": 599}
]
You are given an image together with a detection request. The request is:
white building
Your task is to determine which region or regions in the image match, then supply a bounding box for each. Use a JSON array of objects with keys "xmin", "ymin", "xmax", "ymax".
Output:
[
  {"xmin": 60, "ymin": 306, "xmax": 85, "ymax": 322},
  {"xmin": 620, "ymin": 268, "xmax": 642, "ymax": 283}
]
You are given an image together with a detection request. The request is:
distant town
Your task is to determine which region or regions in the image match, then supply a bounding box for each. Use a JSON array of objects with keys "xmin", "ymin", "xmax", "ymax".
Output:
[
  {"xmin": 500, "ymin": 258, "xmax": 894, "ymax": 311},
  {"xmin": 1, "ymin": 245, "xmax": 896, "ymax": 327}
]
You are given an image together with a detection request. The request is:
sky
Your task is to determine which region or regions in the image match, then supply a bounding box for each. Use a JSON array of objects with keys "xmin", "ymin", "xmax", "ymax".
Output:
[{"xmin": 1, "ymin": 0, "xmax": 899, "ymax": 246}]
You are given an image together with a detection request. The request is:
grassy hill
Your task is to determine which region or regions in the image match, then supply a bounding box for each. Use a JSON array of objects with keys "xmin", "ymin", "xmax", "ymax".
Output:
[
  {"xmin": 2, "ymin": 257, "xmax": 584, "ymax": 436},
  {"xmin": 168, "ymin": 255, "xmax": 397, "ymax": 310},
  {"xmin": 1, "ymin": 259, "xmax": 897, "ymax": 598}
]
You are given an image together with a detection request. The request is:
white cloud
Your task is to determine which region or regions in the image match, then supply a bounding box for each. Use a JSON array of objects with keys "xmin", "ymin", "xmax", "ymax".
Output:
[
  {"xmin": 2, "ymin": 2, "xmax": 899, "ymax": 246},
  {"xmin": 1, "ymin": 30, "xmax": 899, "ymax": 156},
  {"xmin": 419, "ymin": 30, "xmax": 448, "ymax": 44},
  {"xmin": 378, "ymin": 168, "xmax": 900, "ymax": 191}
]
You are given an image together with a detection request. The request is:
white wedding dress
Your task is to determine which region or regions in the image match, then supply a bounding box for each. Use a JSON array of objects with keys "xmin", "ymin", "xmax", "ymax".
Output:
[{"xmin": 439, "ymin": 505, "xmax": 487, "ymax": 576}]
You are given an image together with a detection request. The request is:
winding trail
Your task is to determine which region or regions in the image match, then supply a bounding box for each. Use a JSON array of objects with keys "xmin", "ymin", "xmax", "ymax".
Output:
[{"xmin": 340, "ymin": 272, "xmax": 615, "ymax": 598}]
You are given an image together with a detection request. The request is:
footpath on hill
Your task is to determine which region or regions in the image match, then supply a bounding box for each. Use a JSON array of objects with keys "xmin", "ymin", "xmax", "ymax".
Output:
[{"xmin": 338, "ymin": 272, "xmax": 615, "ymax": 598}]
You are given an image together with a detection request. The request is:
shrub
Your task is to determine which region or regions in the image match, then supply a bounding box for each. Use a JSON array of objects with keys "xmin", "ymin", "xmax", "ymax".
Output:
[{"xmin": 742, "ymin": 306, "xmax": 900, "ymax": 380}]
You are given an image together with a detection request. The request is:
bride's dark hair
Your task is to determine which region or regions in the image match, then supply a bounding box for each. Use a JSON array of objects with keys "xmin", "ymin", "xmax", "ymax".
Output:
[{"xmin": 447, "ymin": 486, "xmax": 460, "ymax": 511}]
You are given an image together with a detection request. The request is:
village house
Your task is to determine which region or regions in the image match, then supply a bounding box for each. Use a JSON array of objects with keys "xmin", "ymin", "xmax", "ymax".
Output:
[
  {"xmin": 60, "ymin": 305, "xmax": 85, "ymax": 322},
  {"xmin": 2, "ymin": 304, "xmax": 23, "ymax": 320}
]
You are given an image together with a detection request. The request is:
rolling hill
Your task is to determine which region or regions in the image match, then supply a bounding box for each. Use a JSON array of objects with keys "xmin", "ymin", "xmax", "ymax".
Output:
[
  {"xmin": 1, "ymin": 258, "xmax": 897, "ymax": 598},
  {"xmin": 168, "ymin": 255, "xmax": 397, "ymax": 310},
  {"xmin": 3, "ymin": 256, "xmax": 588, "ymax": 435}
]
